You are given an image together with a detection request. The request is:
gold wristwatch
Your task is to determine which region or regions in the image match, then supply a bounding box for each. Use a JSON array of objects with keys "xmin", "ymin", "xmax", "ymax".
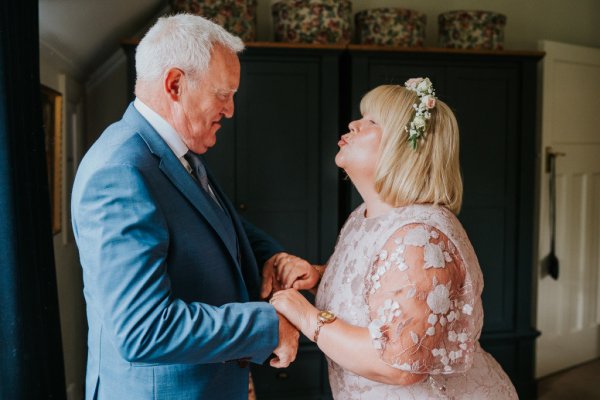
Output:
[{"xmin": 313, "ymin": 310, "xmax": 336, "ymax": 343}]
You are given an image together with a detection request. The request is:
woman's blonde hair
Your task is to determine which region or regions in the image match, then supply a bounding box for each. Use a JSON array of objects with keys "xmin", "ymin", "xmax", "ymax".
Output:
[{"xmin": 360, "ymin": 84, "xmax": 463, "ymax": 214}]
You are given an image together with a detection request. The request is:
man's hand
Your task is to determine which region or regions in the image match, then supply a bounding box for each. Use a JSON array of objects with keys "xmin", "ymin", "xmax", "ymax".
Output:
[
  {"xmin": 261, "ymin": 252, "xmax": 321, "ymax": 299},
  {"xmin": 260, "ymin": 254, "xmax": 283, "ymax": 300},
  {"xmin": 269, "ymin": 313, "xmax": 299, "ymax": 368}
]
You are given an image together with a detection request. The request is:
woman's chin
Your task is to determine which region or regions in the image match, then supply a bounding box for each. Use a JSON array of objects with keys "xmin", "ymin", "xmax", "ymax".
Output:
[{"xmin": 334, "ymin": 153, "xmax": 345, "ymax": 169}]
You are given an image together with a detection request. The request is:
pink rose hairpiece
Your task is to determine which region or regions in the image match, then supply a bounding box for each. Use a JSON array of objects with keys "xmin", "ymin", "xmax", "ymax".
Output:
[{"xmin": 404, "ymin": 77, "xmax": 437, "ymax": 150}]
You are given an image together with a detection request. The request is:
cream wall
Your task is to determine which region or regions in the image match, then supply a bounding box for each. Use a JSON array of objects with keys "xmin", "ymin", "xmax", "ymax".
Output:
[{"xmin": 86, "ymin": 51, "xmax": 129, "ymax": 150}]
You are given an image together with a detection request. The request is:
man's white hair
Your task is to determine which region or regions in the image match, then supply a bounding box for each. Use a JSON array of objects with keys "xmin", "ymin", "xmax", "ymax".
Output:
[{"xmin": 135, "ymin": 13, "xmax": 244, "ymax": 84}]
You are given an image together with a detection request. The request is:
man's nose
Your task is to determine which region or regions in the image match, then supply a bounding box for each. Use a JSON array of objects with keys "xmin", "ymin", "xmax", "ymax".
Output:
[
  {"xmin": 223, "ymin": 97, "xmax": 234, "ymax": 118},
  {"xmin": 348, "ymin": 120, "xmax": 359, "ymax": 133}
]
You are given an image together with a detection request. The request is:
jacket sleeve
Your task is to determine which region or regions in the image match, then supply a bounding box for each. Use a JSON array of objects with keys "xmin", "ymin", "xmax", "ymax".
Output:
[{"xmin": 71, "ymin": 163, "xmax": 279, "ymax": 365}]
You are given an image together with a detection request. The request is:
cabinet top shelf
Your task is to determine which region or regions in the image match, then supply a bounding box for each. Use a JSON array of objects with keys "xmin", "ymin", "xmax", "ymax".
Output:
[
  {"xmin": 347, "ymin": 44, "xmax": 544, "ymax": 58},
  {"xmin": 121, "ymin": 39, "xmax": 544, "ymax": 59}
]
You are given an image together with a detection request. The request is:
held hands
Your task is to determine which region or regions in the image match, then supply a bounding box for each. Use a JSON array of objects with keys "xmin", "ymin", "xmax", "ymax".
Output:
[
  {"xmin": 260, "ymin": 252, "xmax": 321, "ymax": 300},
  {"xmin": 270, "ymin": 313, "xmax": 300, "ymax": 368},
  {"xmin": 270, "ymin": 289, "xmax": 317, "ymax": 340},
  {"xmin": 275, "ymin": 253, "xmax": 321, "ymax": 290},
  {"xmin": 261, "ymin": 252, "xmax": 320, "ymax": 367}
]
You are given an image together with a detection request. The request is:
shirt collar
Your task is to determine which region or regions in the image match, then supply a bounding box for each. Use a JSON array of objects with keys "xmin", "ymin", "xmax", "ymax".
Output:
[{"xmin": 134, "ymin": 98, "xmax": 188, "ymax": 159}]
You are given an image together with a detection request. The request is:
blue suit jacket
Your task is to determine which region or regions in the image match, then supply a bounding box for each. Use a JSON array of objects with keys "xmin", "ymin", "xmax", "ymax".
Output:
[{"xmin": 71, "ymin": 103, "xmax": 283, "ymax": 400}]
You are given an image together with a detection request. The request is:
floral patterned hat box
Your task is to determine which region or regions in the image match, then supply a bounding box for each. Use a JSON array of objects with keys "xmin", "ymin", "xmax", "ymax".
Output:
[
  {"xmin": 272, "ymin": 0, "xmax": 352, "ymax": 44},
  {"xmin": 355, "ymin": 8, "xmax": 426, "ymax": 47},
  {"xmin": 438, "ymin": 10, "xmax": 507, "ymax": 50},
  {"xmin": 169, "ymin": 0, "xmax": 258, "ymax": 41}
]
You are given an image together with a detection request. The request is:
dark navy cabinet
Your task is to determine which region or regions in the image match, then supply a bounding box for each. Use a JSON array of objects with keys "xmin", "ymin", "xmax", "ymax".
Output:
[
  {"xmin": 123, "ymin": 42, "xmax": 543, "ymax": 400},
  {"xmin": 219, "ymin": 46, "xmax": 342, "ymax": 400}
]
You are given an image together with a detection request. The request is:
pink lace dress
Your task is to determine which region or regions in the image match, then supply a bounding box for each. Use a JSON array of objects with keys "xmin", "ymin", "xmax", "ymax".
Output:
[{"xmin": 315, "ymin": 204, "xmax": 518, "ymax": 399}]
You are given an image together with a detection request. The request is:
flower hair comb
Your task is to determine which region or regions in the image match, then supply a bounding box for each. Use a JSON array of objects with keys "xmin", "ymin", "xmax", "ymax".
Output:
[{"xmin": 404, "ymin": 77, "xmax": 437, "ymax": 150}]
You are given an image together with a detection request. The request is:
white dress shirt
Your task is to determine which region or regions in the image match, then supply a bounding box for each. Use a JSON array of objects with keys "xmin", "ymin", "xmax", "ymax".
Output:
[{"xmin": 134, "ymin": 97, "xmax": 193, "ymax": 174}]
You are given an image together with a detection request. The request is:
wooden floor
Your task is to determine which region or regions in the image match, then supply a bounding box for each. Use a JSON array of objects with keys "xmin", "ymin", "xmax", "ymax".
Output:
[{"xmin": 537, "ymin": 358, "xmax": 600, "ymax": 399}]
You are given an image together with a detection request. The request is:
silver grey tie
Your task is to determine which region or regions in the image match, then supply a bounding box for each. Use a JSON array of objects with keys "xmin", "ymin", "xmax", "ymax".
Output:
[
  {"xmin": 184, "ymin": 151, "xmax": 210, "ymax": 192},
  {"xmin": 184, "ymin": 151, "xmax": 221, "ymax": 208}
]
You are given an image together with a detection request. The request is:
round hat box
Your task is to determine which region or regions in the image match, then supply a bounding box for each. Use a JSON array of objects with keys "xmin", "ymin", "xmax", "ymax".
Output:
[
  {"xmin": 169, "ymin": 0, "xmax": 258, "ymax": 42},
  {"xmin": 438, "ymin": 10, "xmax": 507, "ymax": 50},
  {"xmin": 272, "ymin": 0, "xmax": 352, "ymax": 44},
  {"xmin": 355, "ymin": 8, "xmax": 426, "ymax": 47}
]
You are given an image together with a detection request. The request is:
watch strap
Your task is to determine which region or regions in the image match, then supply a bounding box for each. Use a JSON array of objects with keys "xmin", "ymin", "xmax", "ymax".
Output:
[{"xmin": 313, "ymin": 310, "xmax": 336, "ymax": 343}]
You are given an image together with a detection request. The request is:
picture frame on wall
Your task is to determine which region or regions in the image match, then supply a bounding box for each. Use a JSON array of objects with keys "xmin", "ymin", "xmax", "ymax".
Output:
[{"xmin": 41, "ymin": 84, "xmax": 62, "ymax": 235}]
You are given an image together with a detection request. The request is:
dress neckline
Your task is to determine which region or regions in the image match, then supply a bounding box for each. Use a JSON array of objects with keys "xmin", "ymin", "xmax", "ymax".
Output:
[{"xmin": 359, "ymin": 203, "xmax": 406, "ymax": 221}]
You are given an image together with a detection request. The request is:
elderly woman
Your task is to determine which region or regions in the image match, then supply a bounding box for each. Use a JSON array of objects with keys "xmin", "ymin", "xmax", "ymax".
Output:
[{"xmin": 268, "ymin": 80, "xmax": 518, "ymax": 399}]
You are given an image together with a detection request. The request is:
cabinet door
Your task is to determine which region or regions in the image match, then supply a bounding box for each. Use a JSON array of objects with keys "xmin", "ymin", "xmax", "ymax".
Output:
[
  {"xmin": 234, "ymin": 58, "xmax": 321, "ymax": 261},
  {"xmin": 203, "ymin": 112, "xmax": 237, "ymax": 199},
  {"xmin": 446, "ymin": 65, "xmax": 520, "ymax": 333},
  {"xmin": 251, "ymin": 347, "xmax": 325, "ymax": 399}
]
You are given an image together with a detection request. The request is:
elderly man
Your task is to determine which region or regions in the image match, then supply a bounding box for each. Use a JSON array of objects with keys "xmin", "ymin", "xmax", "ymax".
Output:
[{"xmin": 71, "ymin": 14, "xmax": 299, "ymax": 400}]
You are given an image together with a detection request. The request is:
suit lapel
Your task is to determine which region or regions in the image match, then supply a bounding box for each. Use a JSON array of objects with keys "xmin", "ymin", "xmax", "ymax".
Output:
[{"xmin": 122, "ymin": 104, "xmax": 240, "ymax": 266}]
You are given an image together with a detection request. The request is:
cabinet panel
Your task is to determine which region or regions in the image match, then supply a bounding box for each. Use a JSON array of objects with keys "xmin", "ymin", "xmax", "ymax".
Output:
[
  {"xmin": 204, "ymin": 118, "xmax": 236, "ymax": 198},
  {"xmin": 460, "ymin": 207, "xmax": 513, "ymax": 331},
  {"xmin": 447, "ymin": 64, "xmax": 519, "ymax": 332},
  {"xmin": 447, "ymin": 66, "xmax": 519, "ymax": 333},
  {"xmin": 479, "ymin": 339, "xmax": 518, "ymax": 383},
  {"xmin": 235, "ymin": 60, "xmax": 321, "ymax": 260},
  {"xmin": 251, "ymin": 349, "xmax": 324, "ymax": 399},
  {"xmin": 447, "ymin": 67, "xmax": 519, "ymax": 207}
]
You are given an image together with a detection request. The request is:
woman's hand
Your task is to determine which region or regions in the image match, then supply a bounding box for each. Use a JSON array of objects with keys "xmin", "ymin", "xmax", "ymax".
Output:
[
  {"xmin": 273, "ymin": 253, "xmax": 322, "ymax": 291},
  {"xmin": 270, "ymin": 289, "xmax": 317, "ymax": 338}
]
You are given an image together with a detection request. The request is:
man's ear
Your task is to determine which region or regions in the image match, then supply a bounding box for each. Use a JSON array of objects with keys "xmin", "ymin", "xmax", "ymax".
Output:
[{"xmin": 164, "ymin": 68, "xmax": 184, "ymax": 101}]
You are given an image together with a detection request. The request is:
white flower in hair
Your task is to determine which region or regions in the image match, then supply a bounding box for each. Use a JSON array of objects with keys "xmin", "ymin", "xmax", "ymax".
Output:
[
  {"xmin": 413, "ymin": 116, "xmax": 426, "ymax": 129},
  {"xmin": 405, "ymin": 78, "xmax": 423, "ymax": 89},
  {"xmin": 404, "ymin": 77, "xmax": 438, "ymax": 150},
  {"xmin": 417, "ymin": 79, "xmax": 431, "ymax": 92}
]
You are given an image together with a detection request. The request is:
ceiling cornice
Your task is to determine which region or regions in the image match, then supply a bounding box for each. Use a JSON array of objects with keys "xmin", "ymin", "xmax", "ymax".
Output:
[{"xmin": 39, "ymin": 38, "xmax": 85, "ymax": 81}]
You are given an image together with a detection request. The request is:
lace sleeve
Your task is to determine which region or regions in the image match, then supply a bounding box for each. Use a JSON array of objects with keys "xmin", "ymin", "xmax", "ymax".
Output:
[{"xmin": 366, "ymin": 223, "xmax": 475, "ymax": 375}]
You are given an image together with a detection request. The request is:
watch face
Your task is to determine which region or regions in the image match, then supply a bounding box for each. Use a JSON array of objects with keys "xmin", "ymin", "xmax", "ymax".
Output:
[{"xmin": 318, "ymin": 310, "xmax": 336, "ymax": 322}]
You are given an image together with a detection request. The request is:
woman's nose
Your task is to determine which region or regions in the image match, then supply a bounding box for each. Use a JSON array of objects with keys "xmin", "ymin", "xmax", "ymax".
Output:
[{"xmin": 348, "ymin": 120, "xmax": 359, "ymax": 133}]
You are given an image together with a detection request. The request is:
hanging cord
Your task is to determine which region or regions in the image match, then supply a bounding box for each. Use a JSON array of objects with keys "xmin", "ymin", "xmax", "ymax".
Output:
[{"xmin": 545, "ymin": 150, "xmax": 564, "ymax": 280}]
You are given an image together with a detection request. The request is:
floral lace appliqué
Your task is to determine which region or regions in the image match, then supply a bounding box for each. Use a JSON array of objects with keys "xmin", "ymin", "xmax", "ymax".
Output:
[{"xmin": 366, "ymin": 223, "xmax": 475, "ymax": 376}]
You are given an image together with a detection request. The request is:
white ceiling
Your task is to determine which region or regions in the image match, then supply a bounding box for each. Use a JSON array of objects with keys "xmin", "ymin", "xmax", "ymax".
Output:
[{"xmin": 39, "ymin": 0, "xmax": 166, "ymax": 77}]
